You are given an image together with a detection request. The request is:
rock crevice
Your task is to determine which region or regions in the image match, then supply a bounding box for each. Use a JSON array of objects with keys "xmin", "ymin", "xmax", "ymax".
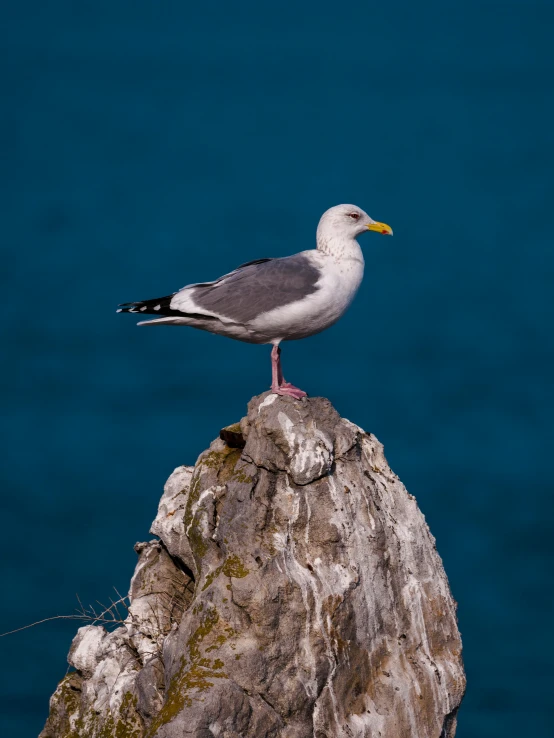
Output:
[{"xmin": 40, "ymin": 392, "xmax": 465, "ymax": 738}]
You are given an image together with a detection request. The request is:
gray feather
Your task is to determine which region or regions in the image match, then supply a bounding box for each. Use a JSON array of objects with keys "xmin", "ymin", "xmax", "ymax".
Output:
[{"xmin": 185, "ymin": 253, "xmax": 321, "ymax": 324}]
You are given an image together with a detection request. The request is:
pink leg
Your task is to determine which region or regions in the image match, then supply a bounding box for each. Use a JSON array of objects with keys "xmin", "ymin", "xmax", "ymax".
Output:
[{"xmin": 270, "ymin": 345, "xmax": 307, "ymax": 399}]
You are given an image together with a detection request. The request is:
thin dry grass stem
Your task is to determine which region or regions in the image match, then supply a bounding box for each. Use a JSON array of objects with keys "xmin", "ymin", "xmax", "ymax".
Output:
[{"xmin": 0, "ymin": 592, "xmax": 132, "ymax": 638}]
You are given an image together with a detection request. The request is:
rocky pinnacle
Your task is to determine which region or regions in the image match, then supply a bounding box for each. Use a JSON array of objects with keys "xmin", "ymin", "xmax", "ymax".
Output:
[{"xmin": 40, "ymin": 392, "xmax": 466, "ymax": 738}]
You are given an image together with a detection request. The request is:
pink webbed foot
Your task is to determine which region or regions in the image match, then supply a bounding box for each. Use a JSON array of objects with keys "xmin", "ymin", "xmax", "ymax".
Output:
[
  {"xmin": 272, "ymin": 383, "xmax": 307, "ymax": 400},
  {"xmin": 269, "ymin": 344, "xmax": 307, "ymax": 400}
]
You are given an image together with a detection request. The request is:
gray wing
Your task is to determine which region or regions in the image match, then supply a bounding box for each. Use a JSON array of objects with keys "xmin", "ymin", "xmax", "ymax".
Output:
[{"xmin": 172, "ymin": 253, "xmax": 321, "ymax": 325}]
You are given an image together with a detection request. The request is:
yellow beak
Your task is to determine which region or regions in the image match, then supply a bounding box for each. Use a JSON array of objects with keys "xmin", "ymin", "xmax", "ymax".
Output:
[{"xmin": 367, "ymin": 221, "xmax": 393, "ymax": 236}]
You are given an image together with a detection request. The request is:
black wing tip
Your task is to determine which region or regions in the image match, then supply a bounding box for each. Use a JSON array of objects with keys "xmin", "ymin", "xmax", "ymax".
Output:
[
  {"xmin": 116, "ymin": 294, "xmax": 186, "ymax": 318},
  {"xmin": 117, "ymin": 302, "xmax": 143, "ymax": 314}
]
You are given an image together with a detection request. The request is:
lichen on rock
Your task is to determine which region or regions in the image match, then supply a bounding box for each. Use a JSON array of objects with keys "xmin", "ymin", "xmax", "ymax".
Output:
[{"xmin": 40, "ymin": 392, "xmax": 465, "ymax": 738}]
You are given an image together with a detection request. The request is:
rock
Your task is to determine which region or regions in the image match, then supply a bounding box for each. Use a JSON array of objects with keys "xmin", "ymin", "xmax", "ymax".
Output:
[
  {"xmin": 42, "ymin": 625, "xmax": 143, "ymax": 737},
  {"xmin": 126, "ymin": 540, "xmax": 195, "ymax": 662},
  {"xmin": 150, "ymin": 465, "xmax": 196, "ymax": 575},
  {"xmin": 40, "ymin": 392, "xmax": 466, "ymax": 738},
  {"xmin": 219, "ymin": 423, "xmax": 246, "ymax": 449}
]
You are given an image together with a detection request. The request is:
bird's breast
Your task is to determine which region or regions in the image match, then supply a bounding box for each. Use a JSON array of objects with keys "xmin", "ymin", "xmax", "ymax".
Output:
[{"xmin": 319, "ymin": 257, "xmax": 365, "ymax": 319}]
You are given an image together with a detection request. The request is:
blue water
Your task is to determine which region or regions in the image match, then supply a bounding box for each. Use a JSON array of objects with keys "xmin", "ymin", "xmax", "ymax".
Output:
[{"xmin": 1, "ymin": 2, "xmax": 553, "ymax": 735}]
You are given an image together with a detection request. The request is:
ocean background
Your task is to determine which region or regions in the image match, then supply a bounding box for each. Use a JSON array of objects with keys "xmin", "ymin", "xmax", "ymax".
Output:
[{"xmin": 1, "ymin": 1, "xmax": 553, "ymax": 735}]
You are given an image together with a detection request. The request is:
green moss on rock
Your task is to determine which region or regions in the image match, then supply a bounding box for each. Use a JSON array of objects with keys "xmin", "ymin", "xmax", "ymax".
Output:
[
  {"xmin": 46, "ymin": 683, "xmax": 143, "ymax": 738},
  {"xmin": 222, "ymin": 554, "xmax": 249, "ymax": 578},
  {"xmin": 147, "ymin": 608, "xmax": 229, "ymax": 736},
  {"xmin": 41, "ymin": 673, "xmax": 82, "ymax": 738},
  {"xmin": 201, "ymin": 554, "xmax": 249, "ymax": 591}
]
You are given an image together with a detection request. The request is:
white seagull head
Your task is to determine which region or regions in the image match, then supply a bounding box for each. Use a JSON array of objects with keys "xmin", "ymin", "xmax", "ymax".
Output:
[{"xmin": 317, "ymin": 203, "xmax": 393, "ymax": 240}]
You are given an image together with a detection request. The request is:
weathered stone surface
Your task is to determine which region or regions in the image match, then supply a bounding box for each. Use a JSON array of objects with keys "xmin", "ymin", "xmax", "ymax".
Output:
[
  {"xmin": 126, "ymin": 540, "xmax": 194, "ymax": 662},
  {"xmin": 150, "ymin": 465, "xmax": 196, "ymax": 575},
  {"xmin": 42, "ymin": 624, "xmax": 143, "ymax": 738},
  {"xmin": 40, "ymin": 392, "xmax": 465, "ymax": 737}
]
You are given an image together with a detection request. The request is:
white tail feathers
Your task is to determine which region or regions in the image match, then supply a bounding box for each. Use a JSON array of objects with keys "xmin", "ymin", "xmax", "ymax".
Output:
[{"xmin": 137, "ymin": 316, "xmax": 194, "ymax": 326}]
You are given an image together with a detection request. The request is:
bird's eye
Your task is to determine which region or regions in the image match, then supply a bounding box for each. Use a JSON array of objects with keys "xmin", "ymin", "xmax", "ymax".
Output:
[{"xmin": 349, "ymin": 212, "xmax": 360, "ymax": 220}]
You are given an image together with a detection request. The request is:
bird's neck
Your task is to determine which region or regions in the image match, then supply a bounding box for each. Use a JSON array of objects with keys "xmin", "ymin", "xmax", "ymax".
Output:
[{"xmin": 316, "ymin": 232, "xmax": 364, "ymax": 263}]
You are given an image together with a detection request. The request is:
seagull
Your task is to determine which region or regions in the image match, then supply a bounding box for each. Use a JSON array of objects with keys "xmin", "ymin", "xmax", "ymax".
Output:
[{"xmin": 118, "ymin": 204, "xmax": 392, "ymax": 398}]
